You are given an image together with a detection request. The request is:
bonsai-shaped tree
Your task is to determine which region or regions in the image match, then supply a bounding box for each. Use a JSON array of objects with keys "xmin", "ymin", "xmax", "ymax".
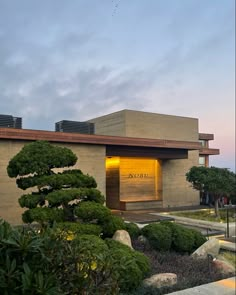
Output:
[
  {"xmin": 7, "ymin": 140, "xmax": 105, "ymax": 226},
  {"xmin": 186, "ymin": 166, "xmax": 236, "ymax": 217}
]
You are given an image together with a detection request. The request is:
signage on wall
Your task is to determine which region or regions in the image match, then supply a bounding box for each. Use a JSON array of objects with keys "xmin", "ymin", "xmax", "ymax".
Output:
[{"xmin": 128, "ymin": 173, "xmax": 149, "ymax": 179}]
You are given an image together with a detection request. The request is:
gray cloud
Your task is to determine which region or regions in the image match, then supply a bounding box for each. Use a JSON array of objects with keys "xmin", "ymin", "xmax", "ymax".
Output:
[{"xmin": 0, "ymin": 0, "xmax": 234, "ymax": 171}]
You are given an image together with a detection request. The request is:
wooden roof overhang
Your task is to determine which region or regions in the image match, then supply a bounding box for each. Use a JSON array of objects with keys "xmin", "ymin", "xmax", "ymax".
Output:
[
  {"xmin": 199, "ymin": 133, "xmax": 214, "ymax": 140},
  {"xmin": 199, "ymin": 148, "xmax": 220, "ymax": 156},
  {"xmin": 0, "ymin": 128, "xmax": 201, "ymax": 160}
]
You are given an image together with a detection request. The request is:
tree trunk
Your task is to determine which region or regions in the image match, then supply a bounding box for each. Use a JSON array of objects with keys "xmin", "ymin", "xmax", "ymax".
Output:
[{"xmin": 214, "ymin": 196, "xmax": 219, "ymax": 217}]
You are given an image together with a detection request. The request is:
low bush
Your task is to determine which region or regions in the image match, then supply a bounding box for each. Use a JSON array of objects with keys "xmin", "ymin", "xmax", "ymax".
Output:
[
  {"xmin": 191, "ymin": 228, "xmax": 207, "ymax": 249},
  {"xmin": 160, "ymin": 221, "xmax": 206, "ymax": 253},
  {"xmin": 100, "ymin": 215, "xmax": 126, "ymax": 238},
  {"xmin": 106, "ymin": 239, "xmax": 150, "ymax": 292},
  {"xmin": 72, "ymin": 234, "xmax": 109, "ymax": 255},
  {"xmin": 56, "ymin": 222, "xmax": 102, "ymax": 237},
  {"xmin": 141, "ymin": 223, "xmax": 172, "ymax": 251},
  {"xmin": 125, "ymin": 222, "xmax": 141, "ymax": 238},
  {"xmin": 172, "ymin": 226, "xmax": 195, "ymax": 253},
  {"xmin": 75, "ymin": 201, "xmax": 111, "ymax": 223}
]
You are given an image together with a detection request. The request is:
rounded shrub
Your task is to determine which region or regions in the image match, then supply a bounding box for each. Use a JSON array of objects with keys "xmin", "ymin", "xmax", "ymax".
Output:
[
  {"xmin": 160, "ymin": 221, "xmax": 202, "ymax": 253},
  {"xmin": 72, "ymin": 234, "xmax": 109, "ymax": 255},
  {"xmin": 141, "ymin": 223, "xmax": 172, "ymax": 251},
  {"xmin": 74, "ymin": 201, "xmax": 111, "ymax": 222},
  {"xmin": 191, "ymin": 229, "xmax": 207, "ymax": 249},
  {"xmin": 56, "ymin": 222, "xmax": 102, "ymax": 237},
  {"xmin": 106, "ymin": 239, "xmax": 150, "ymax": 292},
  {"xmin": 172, "ymin": 226, "xmax": 195, "ymax": 253},
  {"xmin": 100, "ymin": 215, "xmax": 126, "ymax": 238},
  {"xmin": 125, "ymin": 222, "xmax": 141, "ymax": 239}
]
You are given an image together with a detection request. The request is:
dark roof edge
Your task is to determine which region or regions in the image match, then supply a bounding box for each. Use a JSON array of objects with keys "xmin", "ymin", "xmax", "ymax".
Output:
[{"xmin": 0, "ymin": 128, "xmax": 202, "ymax": 150}]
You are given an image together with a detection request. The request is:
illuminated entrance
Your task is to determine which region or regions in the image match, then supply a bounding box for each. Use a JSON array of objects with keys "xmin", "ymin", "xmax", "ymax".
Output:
[{"xmin": 106, "ymin": 157, "xmax": 162, "ymax": 209}]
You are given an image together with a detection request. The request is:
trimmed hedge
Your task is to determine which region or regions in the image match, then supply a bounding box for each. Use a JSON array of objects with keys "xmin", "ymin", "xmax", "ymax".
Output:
[
  {"xmin": 56, "ymin": 222, "xmax": 102, "ymax": 237},
  {"xmin": 142, "ymin": 221, "xmax": 206, "ymax": 253},
  {"xmin": 141, "ymin": 223, "xmax": 172, "ymax": 251},
  {"xmin": 72, "ymin": 234, "xmax": 109, "ymax": 255},
  {"xmin": 106, "ymin": 239, "xmax": 150, "ymax": 292},
  {"xmin": 125, "ymin": 222, "xmax": 141, "ymax": 239},
  {"xmin": 75, "ymin": 201, "xmax": 111, "ymax": 222},
  {"xmin": 100, "ymin": 215, "xmax": 126, "ymax": 238}
]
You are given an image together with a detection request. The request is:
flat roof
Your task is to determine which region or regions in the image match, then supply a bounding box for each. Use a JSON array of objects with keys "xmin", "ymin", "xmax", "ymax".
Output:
[{"xmin": 0, "ymin": 128, "xmax": 202, "ymax": 150}]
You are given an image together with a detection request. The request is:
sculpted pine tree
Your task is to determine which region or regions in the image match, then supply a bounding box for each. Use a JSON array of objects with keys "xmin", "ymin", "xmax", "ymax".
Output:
[
  {"xmin": 186, "ymin": 166, "xmax": 236, "ymax": 217},
  {"xmin": 7, "ymin": 141, "xmax": 104, "ymax": 225}
]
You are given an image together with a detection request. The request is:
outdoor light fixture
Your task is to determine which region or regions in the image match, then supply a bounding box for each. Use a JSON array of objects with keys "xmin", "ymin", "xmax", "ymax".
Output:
[{"xmin": 207, "ymin": 253, "xmax": 216, "ymax": 273}]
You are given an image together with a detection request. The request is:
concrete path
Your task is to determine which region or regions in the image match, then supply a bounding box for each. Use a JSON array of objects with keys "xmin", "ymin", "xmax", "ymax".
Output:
[{"xmin": 169, "ymin": 276, "xmax": 235, "ymax": 295}]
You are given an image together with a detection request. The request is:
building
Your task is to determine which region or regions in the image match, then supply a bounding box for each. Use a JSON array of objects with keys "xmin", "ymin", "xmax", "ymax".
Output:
[
  {"xmin": 0, "ymin": 110, "xmax": 219, "ymax": 224},
  {"xmin": 0, "ymin": 114, "xmax": 22, "ymax": 129}
]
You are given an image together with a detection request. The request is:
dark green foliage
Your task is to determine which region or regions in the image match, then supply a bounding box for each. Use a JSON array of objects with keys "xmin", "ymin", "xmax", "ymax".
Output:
[
  {"xmin": 72, "ymin": 234, "xmax": 109, "ymax": 255},
  {"xmin": 46, "ymin": 188, "xmax": 104, "ymax": 207},
  {"xmin": 172, "ymin": 226, "xmax": 195, "ymax": 253},
  {"xmin": 160, "ymin": 221, "xmax": 206, "ymax": 253},
  {"xmin": 186, "ymin": 166, "xmax": 236, "ymax": 216},
  {"xmin": 16, "ymin": 169, "xmax": 97, "ymax": 190},
  {"xmin": 7, "ymin": 141, "xmax": 77, "ymax": 177},
  {"xmin": 22, "ymin": 208, "xmax": 64, "ymax": 225},
  {"xmin": 0, "ymin": 220, "xmax": 120, "ymax": 295},
  {"xmin": 191, "ymin": 229, "xmax": 207, "ymax": 249},
  {"xmin": 56, "ymin": 222, "xmax": 102, "ymax": 236},
  {"xmin": 106, "ymin": 239, "xmax": 150, "ymax": 292},
  {"xmin": 100, "ymin": 215, "xmax": 126, "ymax": 238},
  {"xmin": 75, "ymin": 201, "xmax": 112, "ymax": 222},
  {"xmin": 125, "ymin": 222, "xmax": 141, "ymax": 238},
  {"xmin": 0, "ymin": 220, "xmax": 62, "ymax": 294},
  {"xmin": 19, "ymin": 193, "xmax": 45, "ymax": 209},
  {"xmin": 7, "ymin": 140, "xmax": 104, "ymax": 225},
  {"xmin": 141, "ymin": 223, "xmax": 172, "ymax": 251}
]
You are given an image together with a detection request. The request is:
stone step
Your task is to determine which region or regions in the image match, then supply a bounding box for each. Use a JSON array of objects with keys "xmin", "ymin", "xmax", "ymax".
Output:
[{"xmin": 120, "ymin": 200, "xmax": 163, "ymax": 210}]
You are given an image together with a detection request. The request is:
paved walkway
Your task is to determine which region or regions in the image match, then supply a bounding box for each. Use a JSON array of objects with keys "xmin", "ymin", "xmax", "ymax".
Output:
[
  {"xmin": 112, "ymin": 205, "xmax": 209, "ymax": 223},
  {"xmin": 169, "ymin": 276, "xmax": 235, "ymax": 294},
  {"xmin": 112, "ymin": 207, "xmax": 236, "ymax": 252}
]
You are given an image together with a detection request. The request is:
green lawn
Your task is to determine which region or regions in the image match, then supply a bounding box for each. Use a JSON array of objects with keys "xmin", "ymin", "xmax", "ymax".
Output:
[{"xmin": 170, "ymin": 208, "xmax": 236, "ymax": 223}]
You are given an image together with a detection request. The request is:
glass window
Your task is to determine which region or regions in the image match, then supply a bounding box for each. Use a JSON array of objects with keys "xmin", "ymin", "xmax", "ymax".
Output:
[
  {"xmin": 199, "ymin": 156, "xmax": 206, "ymax": 166},
  {"xmin": 199, "ymin": 140, "xmax": 206, "ymax": 147}
]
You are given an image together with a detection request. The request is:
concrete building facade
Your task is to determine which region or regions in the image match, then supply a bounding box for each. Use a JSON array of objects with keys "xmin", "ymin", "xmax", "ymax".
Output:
[{"xmin": 0, "ymin": 110, "xmax": 219, "ymax": 224}]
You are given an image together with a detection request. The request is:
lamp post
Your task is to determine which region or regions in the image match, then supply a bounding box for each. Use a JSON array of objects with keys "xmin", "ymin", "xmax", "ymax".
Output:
[{"xmin": 224, "ymin": 204, "xmax": 236, "ymax": 239}]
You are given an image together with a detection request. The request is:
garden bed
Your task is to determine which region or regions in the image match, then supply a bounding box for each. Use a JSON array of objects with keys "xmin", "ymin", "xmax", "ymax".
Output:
[{"xmin": 127, "ymin": 238, "xmax": 234, "ymax": 295}]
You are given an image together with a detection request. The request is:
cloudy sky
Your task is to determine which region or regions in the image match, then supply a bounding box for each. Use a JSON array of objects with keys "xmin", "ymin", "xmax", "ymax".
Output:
[{"xmin": 0, "ymin": 0, "xmax": 235, "ymax": 171}]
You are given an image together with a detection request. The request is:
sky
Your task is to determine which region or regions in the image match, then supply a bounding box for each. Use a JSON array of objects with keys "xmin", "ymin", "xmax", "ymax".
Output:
[{"xmin": 0, "ymin": 0, "xmax": 235, "ymax": 171}]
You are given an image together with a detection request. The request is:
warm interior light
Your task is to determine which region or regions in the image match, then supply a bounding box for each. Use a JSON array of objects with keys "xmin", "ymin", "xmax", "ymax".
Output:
[{"xmin": 106, "ymin": 157, "xmax": 120, "ymax": 168}]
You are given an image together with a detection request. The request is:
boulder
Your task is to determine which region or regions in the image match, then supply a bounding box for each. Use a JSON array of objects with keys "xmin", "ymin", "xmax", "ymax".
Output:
[
  {"xmin": 192, "ymin": 238, "xmax": 220, "ymax": 259},
  {"xmin": 213, "ymin": 257, "xmax": 235, "ymax": 275},
  {"xmin": 138, "ymin": 235, "xmax": 148, "ymax": 244},
  {"xmin": 143, "ymin": 273, "xmax": 177, "ymax": 288},
  {"xmin": 112, "ymin": 230, "xmax": 133, "ymax": 249}
]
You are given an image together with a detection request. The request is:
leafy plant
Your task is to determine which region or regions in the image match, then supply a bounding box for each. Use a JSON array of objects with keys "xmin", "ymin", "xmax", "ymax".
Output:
[
  {"xmin": 100, "ymin": 215, "xmax": 126, "ymax": 238},
  {"xmin": 0, "ymin": 220, "xmax": 120, "ymax": 295},
  {"xmin": 106, "ymin": 239, "xmax": 150, "ymax": 292},
  {"xmin": 141, "ymin": 223, "xmax": 172, "ymax": 251},
  {"xmin": 125, "ymin": 222, "xmax": 141, "ymax": 238},
  {"xmin": 56, "ymin": 222, "xmax": 102, "ymax": 237}
]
